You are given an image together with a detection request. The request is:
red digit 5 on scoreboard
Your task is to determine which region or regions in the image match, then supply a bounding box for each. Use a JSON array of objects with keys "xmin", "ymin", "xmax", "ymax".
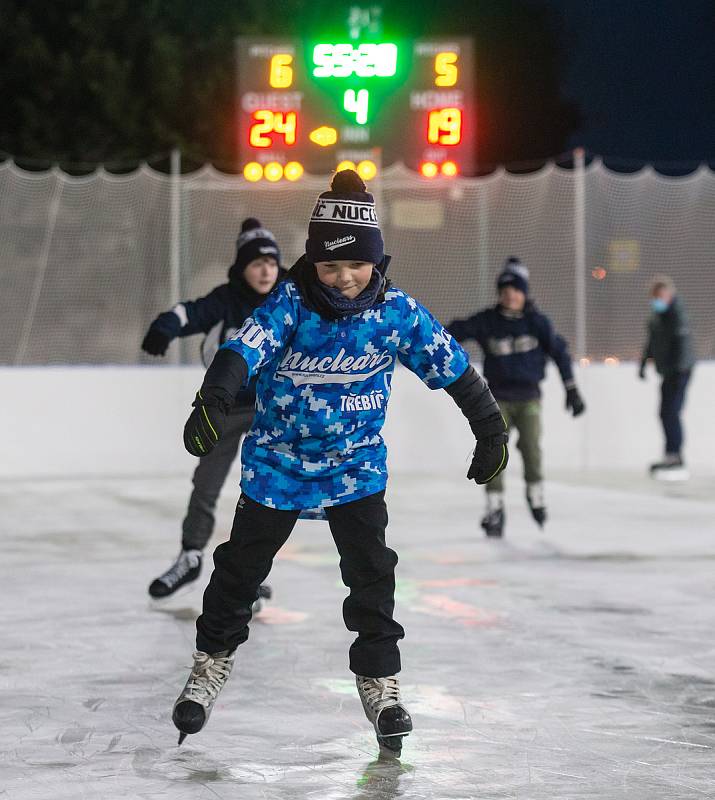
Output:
[{"xmin": 249, "ymin": 110, "xmax": 298, "ymax": 148}]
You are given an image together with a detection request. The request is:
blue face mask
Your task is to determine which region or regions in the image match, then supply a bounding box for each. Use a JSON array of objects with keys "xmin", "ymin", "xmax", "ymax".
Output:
[{"xmin": 651, "ymin": 298, "xmax": 669, "ymax": 313}]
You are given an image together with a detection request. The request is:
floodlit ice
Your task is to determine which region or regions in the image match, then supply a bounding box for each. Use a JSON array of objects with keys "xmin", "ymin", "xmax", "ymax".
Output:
[{"xmin": 2, "ymin": 470, "xmax": 714, "ymax": 798}]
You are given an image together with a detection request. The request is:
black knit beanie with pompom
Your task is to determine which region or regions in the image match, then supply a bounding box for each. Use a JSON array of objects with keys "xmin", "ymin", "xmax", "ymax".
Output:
[
  {"xmin": 305, "ymin": 169, "xmax": 384, "ymax": 265},
  {"xmin": 228, "ymin": 217, "xmax": 281, "ymax": 285}
]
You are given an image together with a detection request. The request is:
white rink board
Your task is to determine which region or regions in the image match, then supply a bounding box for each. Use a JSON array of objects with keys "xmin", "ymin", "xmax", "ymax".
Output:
[{"xmin": 1, "ymin": 362, "xmax": 713, "ymax": 480}]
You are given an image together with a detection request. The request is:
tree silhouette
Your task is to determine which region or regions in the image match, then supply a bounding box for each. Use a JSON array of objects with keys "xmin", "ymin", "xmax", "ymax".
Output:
[{"xmin": 0, "ymin": 0, "xmax": 579, "ymax": 170}]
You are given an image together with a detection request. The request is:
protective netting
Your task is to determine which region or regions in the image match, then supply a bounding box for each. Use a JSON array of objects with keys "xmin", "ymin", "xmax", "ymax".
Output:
[{"xmin": 1, "ymin": 159, "xmax": 713, "ymax": 365}]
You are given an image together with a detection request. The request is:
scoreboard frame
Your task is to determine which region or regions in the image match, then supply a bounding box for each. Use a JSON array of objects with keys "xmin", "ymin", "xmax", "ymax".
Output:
[{"xmin": 236, "ymin": 36, "xmax": 475, "ymax": 179}]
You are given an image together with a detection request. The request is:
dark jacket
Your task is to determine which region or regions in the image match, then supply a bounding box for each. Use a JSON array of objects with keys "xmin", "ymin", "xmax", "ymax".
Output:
[
  {"xmin": 641, "ymin": 295, "xmax": 695, "ymax": 377},
  {"xmin": 448, "ymin": 303, "xmax": 575, "ymax": 401},
  {"xmin": 151, "ymin": 275, "xmax": 286, "ymax": 407}
]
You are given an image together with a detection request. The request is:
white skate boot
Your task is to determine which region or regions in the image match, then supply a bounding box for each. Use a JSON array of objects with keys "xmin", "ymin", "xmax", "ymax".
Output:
[
  {"xmin": 356, "ymin": 675, "xmax": 412, "ymax": 756},
  {"xmin": 650, "ymin": 455, "xmax": 689, "ymax": 481},
  {"xmin": 173, "ymin": 650, "xmax": 235, "ymax": 744}
]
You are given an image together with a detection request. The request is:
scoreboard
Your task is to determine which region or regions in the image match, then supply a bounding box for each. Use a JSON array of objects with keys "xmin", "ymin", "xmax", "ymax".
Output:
[{"xmin": 236, "ymin": 37, "xmax": 474, "ymax": 181}]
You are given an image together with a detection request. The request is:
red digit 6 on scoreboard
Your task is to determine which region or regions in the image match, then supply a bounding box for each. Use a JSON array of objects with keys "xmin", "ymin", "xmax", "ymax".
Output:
[{"xmin": 249, "ymin": 110, "xmax": 298, "ymax": 147}]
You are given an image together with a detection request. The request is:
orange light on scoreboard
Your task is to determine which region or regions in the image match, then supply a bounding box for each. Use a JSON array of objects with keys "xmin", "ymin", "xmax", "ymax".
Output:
[
  {"xmin": 357, "ymin": 160, "xmax": 378, "ymax": 180},
  {"xmin": 427, "ymin": 108, "xmax": 462, "ymax": 146},
  {"xmin": 249, "ymin": 110, "xmax": 297, "ymax": 148},
  {"xmin": 441, "ymin": 160, "xmax": 458, "ymax": 176},
  {"xmin": 420, "ymin": 161, "xmax": 439, "ymax": 178},
  {"xmin": 243, "ymin": 162, "xmax": 263, "ymax": 182},
  {"xmin": 283, "ymin": 161, "xmax": 304, "ymax": 181},
  {"xmin": 263, "ymin": 162, "xmax": 284, "ymax": 182}
]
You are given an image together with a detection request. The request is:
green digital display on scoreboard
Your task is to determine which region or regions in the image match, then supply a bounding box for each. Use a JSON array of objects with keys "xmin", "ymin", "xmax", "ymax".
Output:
[{"xmin": 236, "ymin": 37, "xmax": 474, "ymax": 181}]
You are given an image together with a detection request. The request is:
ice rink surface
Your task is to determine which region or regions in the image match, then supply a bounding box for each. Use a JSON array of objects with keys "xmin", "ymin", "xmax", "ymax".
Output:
[{"xmin": 2, "ymin": 470, "xmax": 715, "ymax": 799}]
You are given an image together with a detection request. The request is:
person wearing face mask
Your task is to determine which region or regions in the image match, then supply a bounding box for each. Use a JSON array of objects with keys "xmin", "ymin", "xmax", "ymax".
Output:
[
  {"xmin": 447, "ymin": 257, "xmax": 585, "ymax": 538},
  {"xmin": 639, "ymin": 275, "xmax": 695, "ymax": 479},
  {"xmin": 141, "ymin": 218, "xmax": 285, "ymax": 601},
  {"xmin": 169, "ymin": 169, "xmax": 508, "ymax": 755}
]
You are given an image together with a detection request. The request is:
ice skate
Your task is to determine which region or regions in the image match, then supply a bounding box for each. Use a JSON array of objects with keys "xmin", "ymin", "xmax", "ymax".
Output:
[
  {"xmin": 481, "ymin": 493, "xmax": 504, "ymax": 538},
  {"xmin": 526, "ymin": 482, "xmax": 547, "ymax": 528},
  {"xmin": 650, "ymin": 456, "xmax": 689, "ymax": 482},
  {"xmin": 173, "ymin": 650, "xmax": 235, "ymax": 744},
  {"xmin": 251, "ymin": 583, "xmax": 273, "ymax": 614},
  {"xmin": 149, "ymin": 549, "xmax": 202, "ymax": 599},
  {"xmin": 356, "ymin": 675, "xmax": 412, "ymax": 756},
  {"xmin": 481, "ymin": 507, "xmax": 504, "ymax": 538}
]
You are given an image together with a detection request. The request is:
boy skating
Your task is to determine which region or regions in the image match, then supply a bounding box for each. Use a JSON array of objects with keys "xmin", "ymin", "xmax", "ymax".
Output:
[
  {"xmin": 448, "ymin": 258, "xmax": 585, "ymax": 537},
  {"xmin": 170, "ymin": 170, "xmax": 508, "ymax": 755},
  {"xmin": 142, "ymin": 218, "xmax": 283, "ymax": 604}
]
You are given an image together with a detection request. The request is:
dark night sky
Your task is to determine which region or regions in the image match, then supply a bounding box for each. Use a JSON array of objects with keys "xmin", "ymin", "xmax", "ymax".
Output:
[{"xmin": 543, "ymin": 0, "xmax": 715, "ymax": 164}]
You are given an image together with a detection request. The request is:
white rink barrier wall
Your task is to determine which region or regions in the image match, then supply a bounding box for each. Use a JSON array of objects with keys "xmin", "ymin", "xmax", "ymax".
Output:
[{"xmin": 2, "ymin": 363, "xmax": 713, "ymax": 480}]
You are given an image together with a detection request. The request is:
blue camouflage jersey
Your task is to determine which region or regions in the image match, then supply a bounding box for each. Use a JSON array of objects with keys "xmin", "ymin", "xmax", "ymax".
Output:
[{"xmin": 219, "ymin": 279, "xmax": 469, "ymax": 512}]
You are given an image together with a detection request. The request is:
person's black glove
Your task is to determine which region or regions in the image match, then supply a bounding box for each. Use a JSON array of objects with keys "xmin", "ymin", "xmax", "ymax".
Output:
[
  {"xmin": 183, "ymin": 391, "xmax": 229, "ymax": 457},
  {"xmin": 467, "ymin": 431, "xmax": 509, "ymax": 484},
  {"xmin": 141, "ymin": 311, "xmax": 182, "ymax": 357},
  {"xmin": 638, "ymin": 362, "xmax": 647, "ymax": 380},
  {"xmin": 141, "ymin": 327, "xmax": 172, "ymax": 356},
  {"xmin": 565, "ymin": 386, "xmax": 586, "ymax": 417}
]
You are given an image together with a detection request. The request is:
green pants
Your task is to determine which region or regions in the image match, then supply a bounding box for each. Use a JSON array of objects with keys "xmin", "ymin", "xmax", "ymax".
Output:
[{"xmin": 487, "ymin": 399, "xmax": 542, "ymax": 493}]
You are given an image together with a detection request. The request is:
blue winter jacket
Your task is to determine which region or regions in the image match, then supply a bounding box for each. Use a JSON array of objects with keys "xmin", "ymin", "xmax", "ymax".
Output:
[{"xmin": 220, "ymin": 280, "xmax": 470, "ymax": 512}]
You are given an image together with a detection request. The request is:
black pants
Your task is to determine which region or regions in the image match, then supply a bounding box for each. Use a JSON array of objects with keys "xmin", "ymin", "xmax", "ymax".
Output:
[
  {"xmin": 181, "ymin": 408, "xmax": 254, "ymax": 551},
  {"xmin": 196, "ymin": 490, "xmax": 404, "ymax": 677},
  {"xmin": 660, "ymin": 370, "xmax": 691, "ymax": 456}
]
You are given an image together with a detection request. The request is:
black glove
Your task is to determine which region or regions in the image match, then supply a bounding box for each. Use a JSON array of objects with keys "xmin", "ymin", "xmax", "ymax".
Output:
[
  {"xmin": 565, "ymin": 386, "xmax": 586, "ymax": 417},
  {"xmin": 467, "ymin": 431, "xmax": 509, "ymax": 485},
  {"xmin": 638, "ymin": 362, "xmax": 647, "ymax": 380},
  {"xmin": 444, "ymin": 367, "xmax": 509, "ymax": 485},
  {"xmin": 141, "ymin": 326, "xmax": 172, "ymax": 356},
  {"xmin": 183, "ymin": 391, "xmax": 229, "ymax": 457},
  {"xmin": 141, "ymin": 310, "xmax": 182, "ymax": 357}
]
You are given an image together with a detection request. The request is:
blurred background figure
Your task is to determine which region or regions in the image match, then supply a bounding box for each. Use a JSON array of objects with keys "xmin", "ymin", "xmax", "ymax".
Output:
[
  {"xmin": 448, "ymin": 257, "xmax": 585, "ymax": 538},
  {"xmin": 141, "ymin": 218, "xmax": 284, "ymax": 601},
  {"xmin": 639, "ymin": 274, "xmax": 695, "ymax": 480}
]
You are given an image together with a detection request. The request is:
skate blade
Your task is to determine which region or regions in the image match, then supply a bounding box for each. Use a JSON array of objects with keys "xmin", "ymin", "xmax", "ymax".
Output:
[
  {"xmin": 148, "ymin": 582, "xmax": 199, "ymax": 606},
  {"xmin": 652, "ymin": 468, "xmax": 690, "ymax": 482},
  {"xmin": 378, "ymin": 734, "xmax": 407, "ymax": 757}
]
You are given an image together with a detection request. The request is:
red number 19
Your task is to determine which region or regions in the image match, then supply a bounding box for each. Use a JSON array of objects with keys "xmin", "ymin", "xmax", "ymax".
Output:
[{"xmin": 427, "ymin": 108, "xmax": 462, "ymax": 146}]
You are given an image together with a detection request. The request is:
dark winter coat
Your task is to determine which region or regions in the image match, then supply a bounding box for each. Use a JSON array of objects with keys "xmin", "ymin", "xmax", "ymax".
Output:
[
  {"xmin": 151, "ymin": 275, "xmax": 286, "ymax": 407},
  {"xmin": 641, "ymin": 296, "xmax": 696, "ymax": 377},
  {"xmin": 447, "ymin": 303, "xmax": 575, "ymax": 401}
]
